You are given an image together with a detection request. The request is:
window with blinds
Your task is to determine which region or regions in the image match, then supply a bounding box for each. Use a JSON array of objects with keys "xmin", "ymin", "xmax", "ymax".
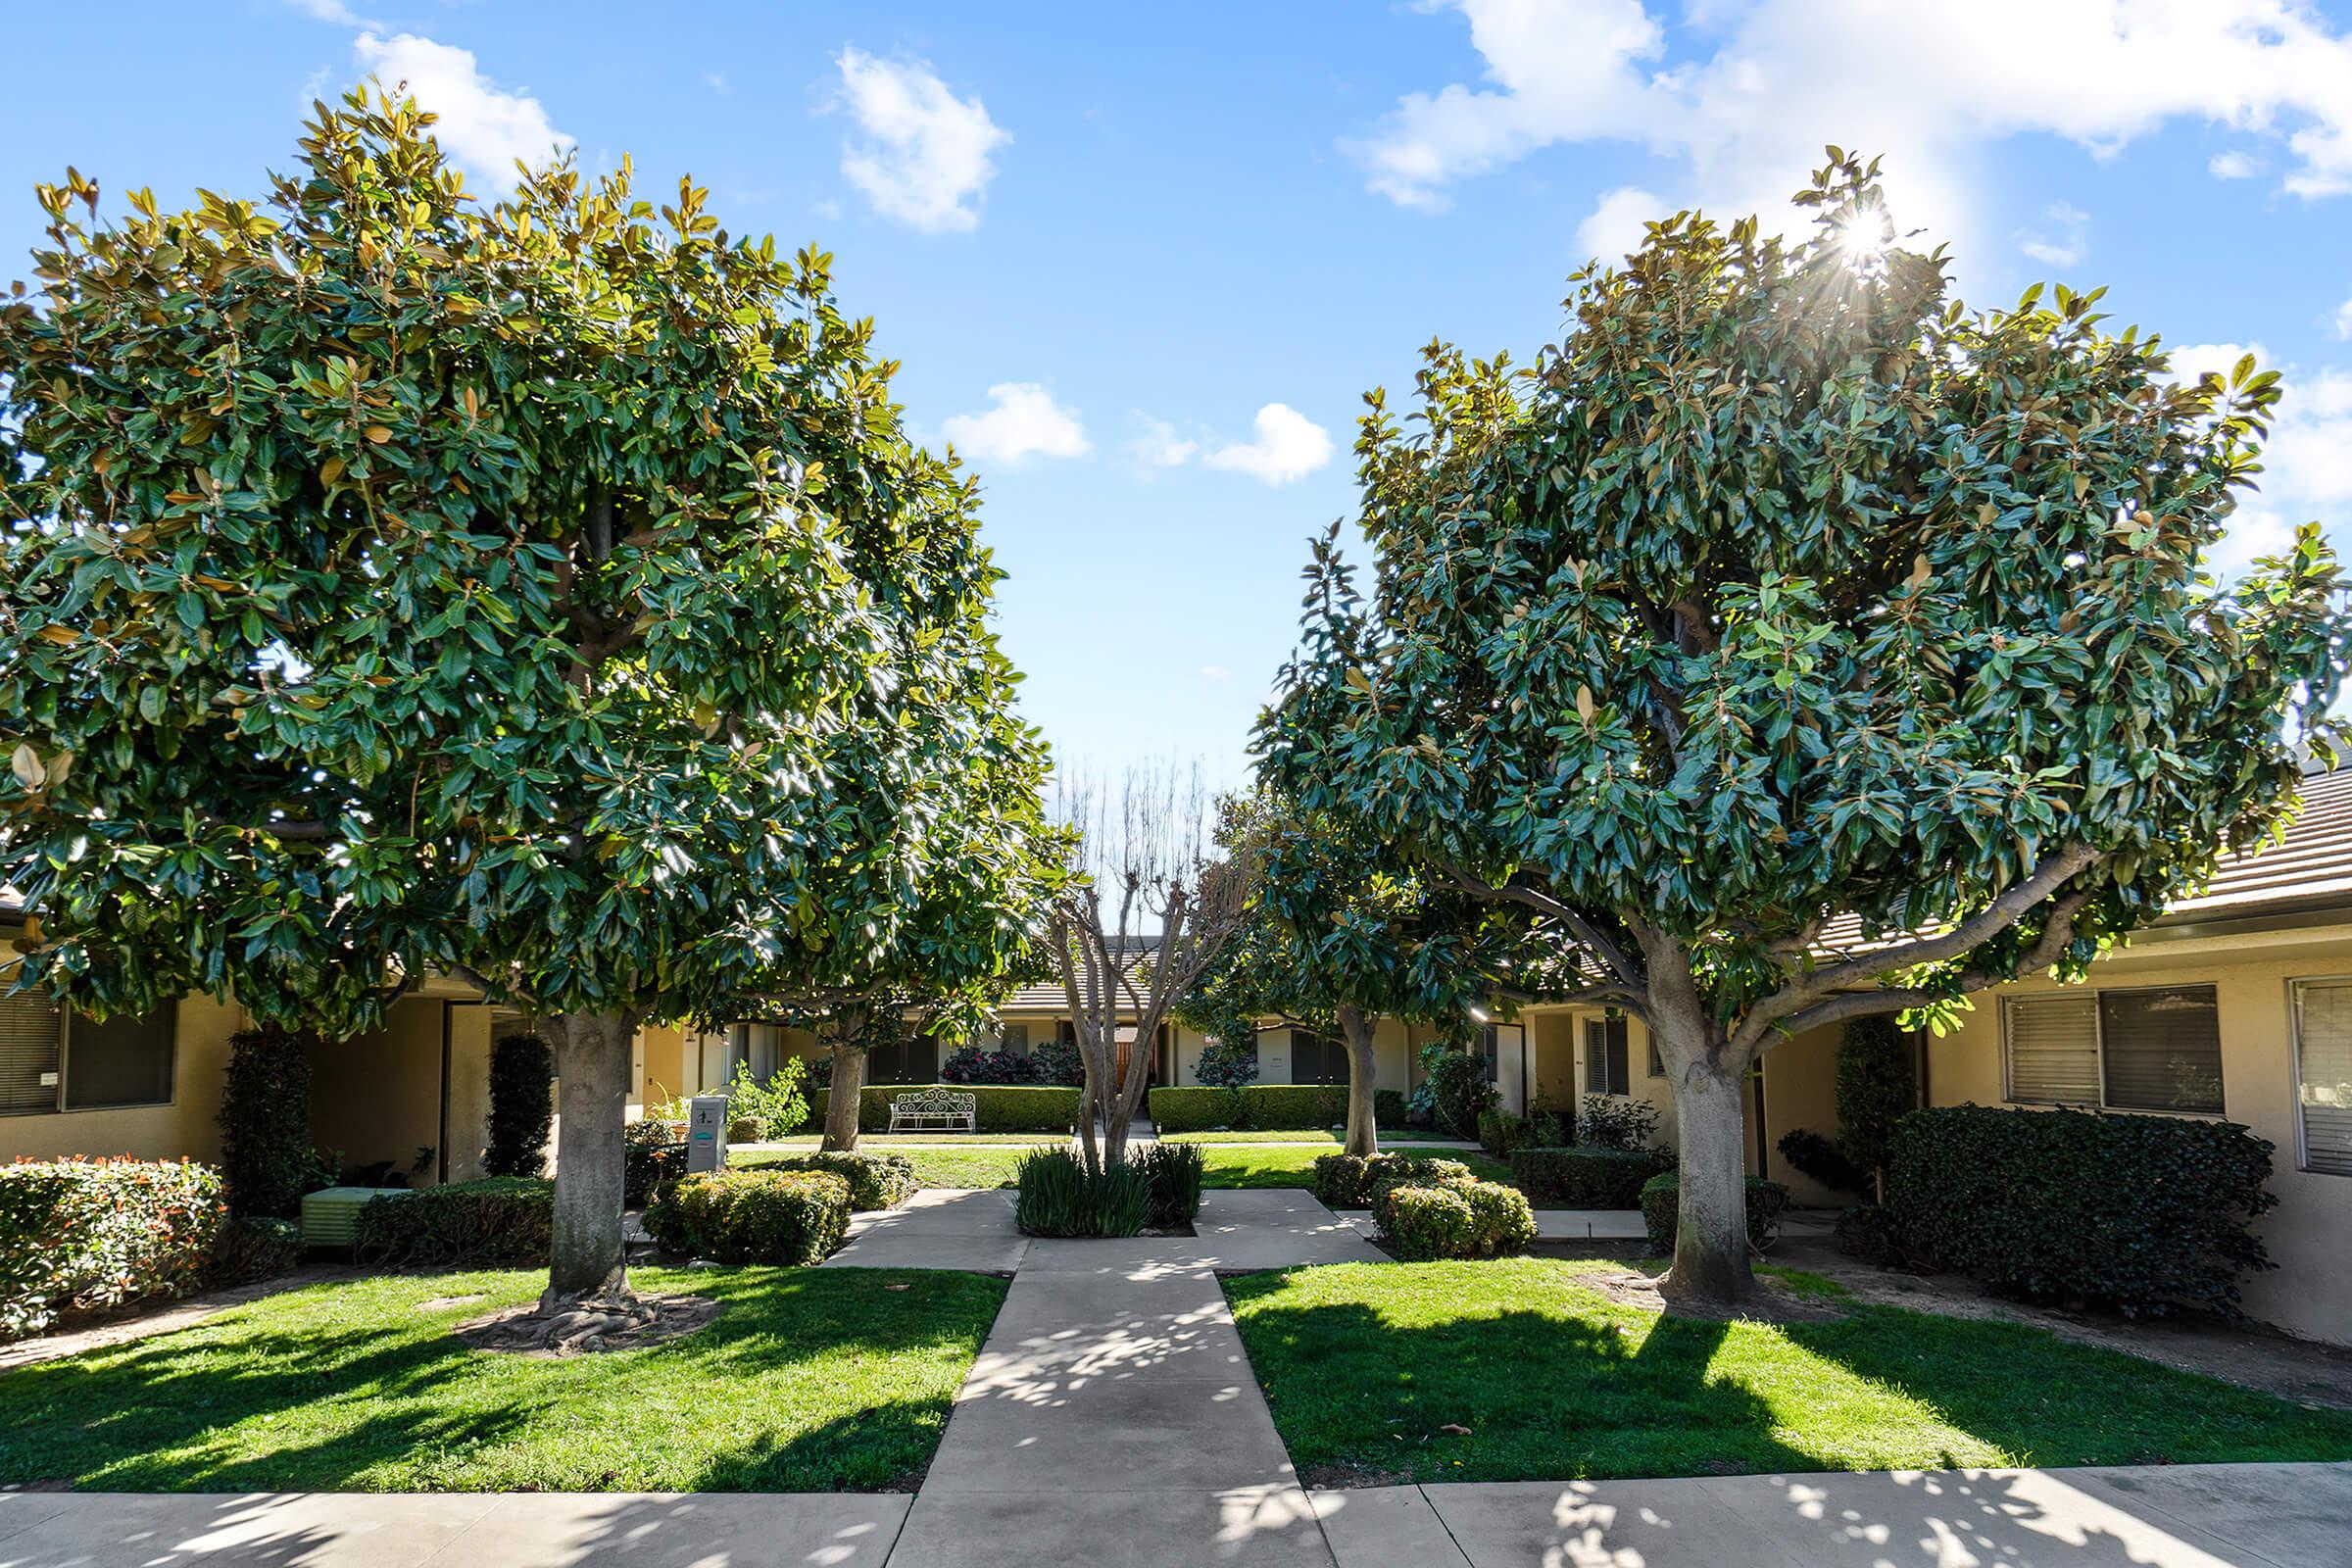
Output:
[
  {"xmin": 2292, "ymin": 980, "xmax": 2352, "ymax": 1177},
  {"xmin": 0, "ymin": 989, "xmax": 63, "ymax": 1114},
  {"xmin": 1584, "ymin": 1016, "xmax": 1631, "ymax": 1097},
  {"xmin": 2004, "ymin": 987, "xmax": 2223, "ymax": 1114}
]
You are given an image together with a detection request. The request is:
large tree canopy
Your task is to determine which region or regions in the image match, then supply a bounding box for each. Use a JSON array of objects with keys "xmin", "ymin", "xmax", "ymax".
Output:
[
  {"xmin": 1261, "ymin": 152, "xmax": 2349, "ymax": 1303},
  {"xmin": 0, "ymin": 91, "xmax": 1056, "ymax": 1315}
]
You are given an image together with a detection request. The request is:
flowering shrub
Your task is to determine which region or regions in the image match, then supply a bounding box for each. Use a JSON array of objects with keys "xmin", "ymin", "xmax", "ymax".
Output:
[
  {"xmin": 940, "ymin": 1045, "xmax": 1039, "ymax": 1085},
  {"xmin": 1192, "ymin": 1037, "xmax": 1260, "ymax": 1089},
  {"xmin": 1028, "ymin": 1037, "xmax": 1084, "ymax": 1086},
  {"xmin": 1, "ymin": 1157, "xmax": 227, "ymax": 1341}
]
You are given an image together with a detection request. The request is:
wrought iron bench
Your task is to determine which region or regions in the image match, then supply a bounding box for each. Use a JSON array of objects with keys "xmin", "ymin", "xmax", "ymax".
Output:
[{"xmin": 888, "ymin": 1088, "xmax": 977, "ymax": 1134}]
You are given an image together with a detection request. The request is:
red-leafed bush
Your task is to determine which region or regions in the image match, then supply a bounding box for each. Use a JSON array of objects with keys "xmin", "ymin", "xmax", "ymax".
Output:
[{"xmin": 1, "ymin": 1157, "xmax": 226, "ymax": 1340}]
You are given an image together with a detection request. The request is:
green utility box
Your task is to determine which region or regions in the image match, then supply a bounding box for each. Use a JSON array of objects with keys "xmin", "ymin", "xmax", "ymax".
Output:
[{"xmin": 301, "ymin": 1186, "xmax": 414, "ymax": 1250}]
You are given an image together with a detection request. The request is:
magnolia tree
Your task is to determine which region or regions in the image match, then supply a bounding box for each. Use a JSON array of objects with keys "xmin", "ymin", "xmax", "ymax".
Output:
[
  {"xmin": 0, "ymin": 92, "xmax": 1052, "ymax": 1332},
  {"xmin": 1178, "ymin": 789, "xmax": 1544, "ymax": 1154},
  {"xmin": 1049, "ymin": 763, "xmax": 1256, "ymax": 1169},
  {"xmin": 1260, "ymin": 152, "xmax": 2349, "ymax": 1306}
]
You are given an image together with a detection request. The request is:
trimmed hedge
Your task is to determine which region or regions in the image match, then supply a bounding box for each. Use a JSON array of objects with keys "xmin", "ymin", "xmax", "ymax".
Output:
[
  {"xmin": 1481, "ymin": 1109, "xmax": 1569, "ymax": 1159},
  {"xmin": 1, "ymin": 1157, "xmax": 227, "ymax": 1341},
  {"xmin": 1640, "ymin": 1170, "xmax": 1789, "ymax": 1255},
  {"xmin": 811, "ymin": 1083, "xmax": 1081, "ymax": 1133},
  {"xmin": 1510, "ymin": 1146, "xmax": 1670, "ymax": 1207},
  {"xmin": 1309, "ymin": 1152, "xmax": 1474, "ymax": 1209},
  {"xmin": 1149, "ymin": 1084, "xmax": 1348, "ymax": 1132},
  {"xmin": 355, "ymin": 1177, "xmax": 553, "ymax": 1267},
  {"xmin": 745, "ymin": 1151, "xmax": 916, "ymax": 1211},
  {"xmin": 647, "ymin": 1169, "xmax": 851, "ymax": 1264},
  {"xmin": 1886, "ymin": 1104, "xmax": 2277, "ymax": 1318},
  {"xmin": 1378, "ymin": 1180, "xmax": 1536, "ymax": 1260}
]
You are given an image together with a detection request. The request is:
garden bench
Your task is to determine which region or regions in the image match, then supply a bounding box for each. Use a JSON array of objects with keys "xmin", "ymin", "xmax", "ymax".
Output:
[{"xmin": 888, "ymin": 1088, "xmax": 977, "ymax": 1134}]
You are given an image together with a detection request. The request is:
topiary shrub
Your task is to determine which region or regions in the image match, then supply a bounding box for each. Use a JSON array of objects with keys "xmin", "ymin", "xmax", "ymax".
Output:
[
  {"xmin": 1835, "ymin": 1202, "xmax": 1898, "ymax": 1263},
  {"xmin": 1575, "ymin": 1094, "xmax": 1661, "ymax": 1152},
  {"xmin": 212, "ymin": 1215, "xmax": 302, "ymax": 1285},
  {"xmin": 745, "ymin": 1151, "xmax": 915, "ymax": 1211},
  {"xmin": 483, "ymin": 1033, "xmax": 555, "ymax": 1178},
  {"xmin": 647, "ymin": 1169, "xmax": 851, "ymax": 1264},
  {"xmin": 217, "ymin": 1025, "xmax": 321, "ymax": 1218},
  {"xmin": 355, "ymin": 1177, "xmax": 553, "ymax": 1267},
  {"xmin": 1640, "ymin": 1170, "xmax": 1788, "ymax": 1256},
  {"xmin": 1, "ymin": 1157, "xmax": 227, "ymax": 1340},
  {"xmin": 1837, "ymin": 1015, "xmax": 1918, "ymax": 1181},
  {"xmin": 624, "ymin": 1118, "xmax": 689, "ymax": 1207},
  {"xmin": 1510, "ymin": 1146, "xmax": 1670, "ymax": 1207},
  {"xmin": 812, "ymin": 1083, "xmax": 1081, "ymax": 1133},
  {"xmin": 1148, "ymin": 1084, "xmax": 1348, "ymax": 1132},
  {"xmin": 1012, "ymin": 1148, "xmax": 1151, "ymax": 1237},
  {"xmin": 1419, "ymin": 1043, "xmax": 1497, "ymax": 1138},
  {"xmin": 1886, "ymin": 1104, "xmax": 2277, "ymax": 1318},
  {"xmin": 1379, "ymin": 1180, "xmax": 1536, "ymax": 1260},
  {"xmin": 1132, "ymin": 1142, "xmax": 1205, "ymax": 1227},
  {"xmin": 1309, "ymin": 1152, "xmax": 1474, "ymax": 1209},
  {"xmin": 1775, "ymin": 1128, "xmax": 1869, "ymax": 1195}
]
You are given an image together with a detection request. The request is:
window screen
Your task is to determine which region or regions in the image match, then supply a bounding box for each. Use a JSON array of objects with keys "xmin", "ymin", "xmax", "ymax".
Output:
[
  {"xmin": 1584, "ymin": 1016, "xmax": 1631, "ymax": 1096},
  {"xmin": 0, "ymin": 988, "xmax": 62, "ymax": 1114},
  {"xmin": 64, "ymin": 1005, "xmax": 175, "ymax": 1109},
  {"xmin": 2293, "ymin": 980, "xmax": 2352, "ymax": 1177},
  {"xmin": 2098, "ymin": 987, "xmax": 2223, "ymax": 1114},
  {"xmin": 2004, "ymin": 995, "xmax": 2101, "ymax": 1105}
]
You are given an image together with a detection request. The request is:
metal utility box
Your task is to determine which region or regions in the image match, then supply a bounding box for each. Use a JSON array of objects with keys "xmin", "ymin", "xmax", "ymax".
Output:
[
  {"xmin": 688, "ymin": 1094, "xmax": 729, "ymax": 1174},
  {"xmin": 301, "ymin": 1186, "xmax": 414, "ymax": 1250}
]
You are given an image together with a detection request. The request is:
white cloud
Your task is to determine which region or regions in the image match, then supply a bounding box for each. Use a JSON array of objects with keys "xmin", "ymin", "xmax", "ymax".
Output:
[
  {"xmin": 832, "ymin": 49, "xmax": 1008, "ymax": 232},
  {"xmin": 1203, "ymin": 405, "xmax": 1335, "ymax": 486},
  {"xmin": 2173, "ymin": 348, "xmax": 2352, "ymax": 574},
  {"xmin": 1126, "ymin": 415, "xmax": 1200, "ymax": 473},
  {"xmin": 941, "ymin": 383, "xmax": 1089, "ymax": 466},
  {"xmin": 2210, "ymin": 150, "xmax": 2263, "ymax": 179},
  {"xmin": 1576, "ymin": 185, "xmax": 1662, "ymax": 264},
  {"xmin": 1353, "ymin": 1, "xmax": 2352, "ymax": 240},
  {"xmin": 2334, "ymin": 292, "xmax": 2352, "ymax": 339},
  {"xmin": 1199, "ymin": 664, "xmax": 1233, "ymax": 681},
  {"xmin": 2016, "ymin": 200, "xmax": 2089, "ymax": 269},
  {"xmin": 353, "ymin": 33, "xmax": 570, "ymax": 189},
  {"xmin": 705, "ymin": 73, "xmax": 730, "ymax": 96},
  {"xmin": 286, "ymin": 0, "xmax": 380, "ymax": 24}
]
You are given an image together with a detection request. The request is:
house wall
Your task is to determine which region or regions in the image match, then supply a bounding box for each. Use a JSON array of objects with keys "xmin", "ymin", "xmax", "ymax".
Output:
[
  {"xmin": 1760, "ymin": 1023, "xmax": 1846, "ymax": 1205},
  {"xmin": 307, "ymin": 996, "xmax": 496, "ymax": 1187},
  {"xmin": 2, "ymin": 993, "xmax": 248, "ymax": 1165}
]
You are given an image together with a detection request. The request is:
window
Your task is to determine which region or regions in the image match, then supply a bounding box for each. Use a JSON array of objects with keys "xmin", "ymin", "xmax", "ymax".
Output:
[
  {"xmin": 1477, "ymin": 1025, "xmax": 1499, "ymax": 1084},
  {"xmin": 2002, "ymin": 985, "xmax": 2223, "ymax": 1115},
  {"xmin": 1289, "ymin": 1030, "xmax": 1348, "ymax": 1086},
  {"xmin": 2291, "ymin": 980, "xmax": 2352, "ymax": 1177},
  {"xmin": 1646, "ymin": 1031, "xmax": 1665, "ymax": 1079},
  {"xmin": 1584, "ymin": 1016, "xmax": 1631, "ymax": 1097},
  {"xmin": 998, "ymin": 1022, "xmax": 1032, "ymax": 1057},
  {"xmin": 0, "ymin": 991, "xmax": 175, "ymax": 1115}
]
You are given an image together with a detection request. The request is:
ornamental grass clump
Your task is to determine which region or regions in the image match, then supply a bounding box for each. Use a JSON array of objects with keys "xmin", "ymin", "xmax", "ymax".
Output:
[
  {"xmin": 1012, "ymin": 1148, "xmax": 1151, "ymax": 1238},
  {"xmin": 1131, "ymin": 1142, "xmax": 1204, "ymax": 1227}
]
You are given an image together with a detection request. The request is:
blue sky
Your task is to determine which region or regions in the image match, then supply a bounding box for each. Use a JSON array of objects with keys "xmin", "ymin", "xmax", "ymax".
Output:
[{"xmin": 8, "ymin": 2, "xmax": 2352, "ymax": 793}]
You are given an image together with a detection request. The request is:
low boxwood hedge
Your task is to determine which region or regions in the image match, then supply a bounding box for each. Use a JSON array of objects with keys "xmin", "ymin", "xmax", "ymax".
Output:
[
  {"xmin": 1639, "ymin": 1170, "xmax": 1789, "ymax": 1255},
  {"xmin": 1309, "ymin": 1152, "xmax": 1474, "ymax": 1209},
  {"xmin": 1377, "ymin": 1180, "xmax": 1536, "ymax": 1260},
  {"xmin": 1, "ymin": 1157, "xmax": 227, "ymax": 1341},
  {"xmin": 744, "ymin": 1151, "xmax": 916, "ymax": 1211},
  {"xmin": 355, "ymin": 1177, "xmax": 553, "ymax": 1267},
  {"xmin": 1510, "ymin": 1146, "xmax": 1670, "ymax": 1207},
  {"xmin": 810, "ymin": 1083, "xmax": 1081, "ymax": 1133},
  {"xmin": 1886, "ymin": 1104, "xmax": 2277, "ymax": 1317},
  {"xmin": 647, "ymin": 1169, "xmax": 851, "ymax": 1264},
  {"xmin": 1149, "ymin": 1084, "xmax": 1348, "ymax": 1132}
]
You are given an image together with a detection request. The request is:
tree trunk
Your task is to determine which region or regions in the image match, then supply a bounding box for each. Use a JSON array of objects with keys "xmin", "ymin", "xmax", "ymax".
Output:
[
  {"xmin": 1660, "ymin": 1052, "xmax": 1755, "ymax": 1304},
  {"xmin": 545, "ymin": 1009, "xmax": 636, "ymax": 1309},
  {"xmin": 1339, "ymin": 1004, "xmax": 1380, "ymax": 1156},
  {"xmin": 822, "ymin": 1045, "xmax": 864, "ymax": 1152}
]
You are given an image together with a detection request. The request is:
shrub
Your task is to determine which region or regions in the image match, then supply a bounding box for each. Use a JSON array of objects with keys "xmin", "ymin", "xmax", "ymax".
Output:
[
  {"xmin": 1837, "ymin": 1015, "xmax": 1918, "ymax": 1178},
  {"xmin": 812, "ymin": 1083, "xmax": 1081, "ymax": 1133},
  {"xmin": 217, "ymin": 1025, "xmax": 320, "ymax": 1218},
  {"xmin": 1311, "ymin": 1152, "xmax": 1476, "ymax": 1209},
  {"xmin": 1132, "ymin": 1142, "xmax": 1205, "ymax": 1227},
  {"xmin": 1193, "ymin": 1037, "xmax": 1261, "ymax": 1089},
  {"xmin": 1640, "ymin": 1171, "xmax": 1788, "ymax": 1255},
  {"xmin": 1374, "ymin": 1089, "xmax": 1407, "ymax": 1129},
  {"xmin": 1, "ymin": 1158, "xmax": 227, "ymax": 1340},
  {"xmin": 355, "ymin": 1177, "xmax": 553, "ymax": 1267},
  {"xmin": 1029, "ymin": 1036, "xmax": 1084, "ymax": 1087},
  {"xmin": 1013, "ymin": 1148, "xmax": 1151, "ymax": 1237},
  {"xmin": 624, "ymin": 1118, "xmax": 689, "ymax": 1207},
  {"xmin": 806, "ymin": 1052, "xmax": 835, "ymax": 1089},
  {"xmin": 940, "ymin": 1045, "xmax": 1039, "ymax": 1085},
  {"xmin": 1886, "ymin": 1104, "xmax": 2277, "ymax": 1318},
  {"xmin": 745, "ymin": 1151, "xmax": 916, "ymax": 1211},
  {"xmin": 1402, "ymin": 1082, "xmax": 1438, "ymax": 1129},
  {"xmin": 647, "ymin": 1169, "xmax": 851, "ymax": 1264},
  {"xmin": 725, "ymin": 1057, "xmax": 810, "ymax": 1140},
  {"xmin": 1835, "ymin": 1202, "xmax": 1898, "ymax": 1263},
  {"xmin": 1480, "ymin": 1108, "xmax": 1566, "ymax": 1158},
  {"xmin": 1419, "ymin": 1043, "xmax": 1497, "ymax": 1138},
  {"xmin": 484, "ymin": 1033, "xmax": 555, "ymax": 1178},
  {"xmin": 1148, "ymin": 1084, "xmax": 1348, "ymax": 1132},
  {"xmin": 1576, "ymin": 1094, "xmax": 1661, "ymax": 1152},
  {"xmin": 1776, "ymin": 1128, "xmax": 1868, "ymax": 1194},
  {"xmin": 212, "ymin": 1215, "xmax": 302, "ymax": 1286},
  {"xmin": 1510, "ymin": 1146, "xmax": 1669, "ymax": 1207},
  {"xmin": 1477, "ymin": 1108, "xmax": 1512, "ymax": 1156},
  {"xmin": 1379, "ymin": 1180, "xmax": 1536, "ymax": 1260}
]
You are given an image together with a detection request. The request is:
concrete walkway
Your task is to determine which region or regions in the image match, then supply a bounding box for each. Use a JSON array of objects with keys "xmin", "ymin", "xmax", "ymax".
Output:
[{"xmin": 825, "ymin": 1187, "xmax": 1388, "ymax": 1275}]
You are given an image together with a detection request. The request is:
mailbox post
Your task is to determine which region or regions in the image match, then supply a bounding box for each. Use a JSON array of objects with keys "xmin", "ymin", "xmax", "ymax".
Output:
[{"xmin": 687, "ymin": 1094, "xmax": 730, "ymax": 1174}]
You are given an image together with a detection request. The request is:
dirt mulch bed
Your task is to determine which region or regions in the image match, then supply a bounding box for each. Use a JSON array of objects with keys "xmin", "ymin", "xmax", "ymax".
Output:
[{"xmin": 1567, "ymin": 1263, "xmax": 1850, "ymax": 1325}]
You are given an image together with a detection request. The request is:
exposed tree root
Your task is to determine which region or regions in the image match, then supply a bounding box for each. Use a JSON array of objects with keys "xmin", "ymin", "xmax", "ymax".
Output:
[{"xmin": 454, "ymin": 1293, "xmax": 721, "ymax": 1356}]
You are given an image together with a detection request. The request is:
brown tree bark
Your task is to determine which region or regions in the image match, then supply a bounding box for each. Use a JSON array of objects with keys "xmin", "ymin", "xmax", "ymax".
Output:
[
  {"xmin": 543, "ymin": 1008, "xmax": 638, "ymax": 1308},
  {"xmin": 822, "ymin": 1044, "xmax": 865, "ymax": 1152},
  {"xmin": 1339, "ymin": 1003, "xmax": 1380, "ymax": 1157}
]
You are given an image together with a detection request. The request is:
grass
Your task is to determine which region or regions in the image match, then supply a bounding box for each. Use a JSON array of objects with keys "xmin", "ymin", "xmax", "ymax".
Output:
[
  {"xmin": 735, "ymin": 1140, "xmax": 1514, "ymax": 1193},
  {"xmin": 1224, "ymin": 1257, "xmax": 2352, "ymax": 1485},
  {"xmin": 1164, "ymin": 1129, "xmax": 1471, "ymax": 1146},
  {"xmin": 741, "ymin": 1132, "xmax": 1070, "ymax": 1147},
  {"xmin": 0, "ymin": 1265, "xmax": 1004, "ymax": 1493}
]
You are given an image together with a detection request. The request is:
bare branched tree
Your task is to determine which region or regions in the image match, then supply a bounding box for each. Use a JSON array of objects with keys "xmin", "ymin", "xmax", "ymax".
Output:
[{"xmin": 1049, "ymin": 760, "xmax": 1259, "ymax": 1168}]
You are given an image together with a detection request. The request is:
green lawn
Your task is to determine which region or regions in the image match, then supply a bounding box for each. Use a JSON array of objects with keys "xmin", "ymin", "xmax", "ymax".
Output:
[
  {"xmin": 738, "ymin": 1144, "xmax": 1055, "ymax": 1188},
  {"xmin": 0, "ymin": 1266, "xmax": 1005, "ymax": 1493},
  {"xmin": 1226, "ymin": 1257, "xmax": 2352, "ymax": 1485},
  {"xmin": 1164, "ymin": 1130, "xmax": 1472, "ymax": 1146},
  {"xmin": 744, "ymin": 1132, "xmax": 1069, "ymax": 1147},
  {"xmin": 735, "ymin": 1140, "xmax": 1513, "ymax": 1192}
]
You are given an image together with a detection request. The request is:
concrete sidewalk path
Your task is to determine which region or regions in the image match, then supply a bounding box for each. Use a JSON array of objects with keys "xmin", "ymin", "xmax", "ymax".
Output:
[{"xmin": 822, "ymin": 1187, "xmax": 1387, "ymax": 1275}]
